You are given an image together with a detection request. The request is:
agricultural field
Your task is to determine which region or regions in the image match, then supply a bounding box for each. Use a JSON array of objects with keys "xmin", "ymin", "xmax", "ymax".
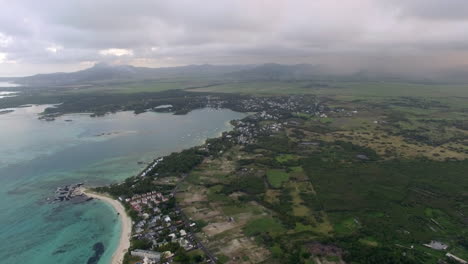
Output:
[
  {"xmin": 176, "ymin": 147, "xmax": 274, "ymax": 264},
  {"xmin": 67, "ymin": 79, "xmax": 217, "ymax": 94},
  {"xmin": 176, "ymin": 94, "xmax": 468, "ymax": 264},
  {"xmin": 186, "ymin": 80, "xmax": 468, "ymax": 98}
]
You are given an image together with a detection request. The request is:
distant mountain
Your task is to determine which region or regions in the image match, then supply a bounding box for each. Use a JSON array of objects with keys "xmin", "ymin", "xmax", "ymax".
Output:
[
  {"xmin": 11, "ymin": 62, "xmax": 468, "ymax": 86},
  {"xmin": 14, "ymin": 63, "xmax": 255, "ymax": 86},
  {"xmin": 12, "ymin": 63, "xmax": 334, "ymax": 86},
  {"xmin": 15, "ymin": 63, "xmax": 137, "ymax": 85},
  {"xmin": 225, "ymin": 63, "xmax": 327, "ymax": 81}
]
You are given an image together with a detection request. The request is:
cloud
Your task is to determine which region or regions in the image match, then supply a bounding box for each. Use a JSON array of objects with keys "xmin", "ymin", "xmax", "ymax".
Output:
[
  {"xmin": 0, "ymin": 52, "xmax": 16, "ymax": 64},
  {"xmin": 46, "ymin": 44, "xmax": 63, "ymax": 53},
  {"xmin": 0, "ymin": 32, "xmax": 13, "ymax": 47},
  {"xmin": 1, "ymin": 0, "xmax": 468, "ymax": 76},
  {"xmin": 99, "ymin": 48, "xmax": 134, "ymax": 57}
]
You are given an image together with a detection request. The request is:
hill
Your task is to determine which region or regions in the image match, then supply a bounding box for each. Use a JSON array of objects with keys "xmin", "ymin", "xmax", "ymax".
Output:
[
  {"xmin": 13, "ymin": 63, "xmax": 254, "ymax": 86},
  {"xmin": 9, "ymin": 62, "xmax": 468, "ymax": 87}
]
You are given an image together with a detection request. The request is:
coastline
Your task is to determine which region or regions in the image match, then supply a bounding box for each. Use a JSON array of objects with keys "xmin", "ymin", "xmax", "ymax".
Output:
[{"xmin": 82, "ymin": 189, "xmax": 132, "ymax": 264}]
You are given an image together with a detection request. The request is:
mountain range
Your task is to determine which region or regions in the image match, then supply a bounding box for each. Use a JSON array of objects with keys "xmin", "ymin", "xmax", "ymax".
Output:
[{"xmin": 6, "ymin": 63, "xmax": 468, "ymax": 86}]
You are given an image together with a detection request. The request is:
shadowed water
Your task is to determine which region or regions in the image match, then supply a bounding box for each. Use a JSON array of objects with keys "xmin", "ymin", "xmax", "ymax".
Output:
[{"xmin": 0, "ymin": 105, "xmax": 244, "ymax": 264}]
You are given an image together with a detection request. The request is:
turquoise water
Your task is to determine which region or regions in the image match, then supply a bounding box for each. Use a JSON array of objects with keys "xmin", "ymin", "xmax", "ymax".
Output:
[{"xmin": 0, "ymin": 105, "xmax": 245, "ymax": 264}]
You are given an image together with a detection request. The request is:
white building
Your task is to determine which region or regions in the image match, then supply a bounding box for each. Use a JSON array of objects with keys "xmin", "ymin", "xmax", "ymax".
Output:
[
  {"xmin": 131, "ymin": 250, "xmax": 161, "ymax": 262},
  {"xmin": 423, "ymin": 240, "xmax": 448, "ymax": 250}
]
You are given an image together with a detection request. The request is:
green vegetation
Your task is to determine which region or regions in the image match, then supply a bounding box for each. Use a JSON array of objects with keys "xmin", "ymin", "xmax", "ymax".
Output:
[
  {"xmin": 244, "ymin": 217, "xmax": 285, "ymax": 236},
  {"xmin": 275, "ymin": 154, "xmax": 298, "ymax": 163},
  {"xmin": 333, "ymin": 217, "xmax": 360, "ymax": 236},
  {"xmin": 266, "ymin": 169, "xmax": 290, "ymax": 188},
  {"xmin": 294, "ymin": 223, "xmax": 314, "ymax": 232},
  {"xmin": 74, "ymin": 78, "xmax": 468, "ymax": 263},
  {"xmin": 188, "ymin": 80, "xmax": 468, "ymax": 98},
  {"xmin": 175, "ymin": 92, "xmax": 468, "ymax": 264}
]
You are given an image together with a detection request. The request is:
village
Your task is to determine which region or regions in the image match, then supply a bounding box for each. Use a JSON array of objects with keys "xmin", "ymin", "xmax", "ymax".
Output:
[{"xmin": 118, "ymin": 189, "xmax": 209, "ymax": 264}]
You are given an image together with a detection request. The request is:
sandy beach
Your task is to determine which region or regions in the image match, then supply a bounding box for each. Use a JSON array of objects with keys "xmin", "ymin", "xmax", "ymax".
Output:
[{"xmin": 83, "ymin": 189, "xmax": 132, "ymax": 264}]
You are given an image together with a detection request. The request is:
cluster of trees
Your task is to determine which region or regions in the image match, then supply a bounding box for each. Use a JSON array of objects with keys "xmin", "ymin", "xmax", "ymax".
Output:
[
  {"xmin": 145, "ymin": 136, "xmax": 235, "ymax": 178},
  {"xmin": 149, "ymin": 148, "xmax": 204, "ymax": 175},
  {"xmin": 94, "ymin": 177, "xmax": 173, "ymax": 198},
  {"xmin": 153, "ymin": 242, "xmax": 204, "ymax": 264},
  {"xmin": 221, "ymin": 175, "xmax": 265, "ymax": 195},
  {"xmin": 130, "ymin": 238, "xmax": 152, "ymax": 251},
  {"xmin": 334, "ymin": 140, "xmax": 379, "ymax": 161},
  {"xmin": 96, "ymin": 146, "xmax": 214, "ymax": 199},
  {"xmin": 205, "ymin": 137, "xmax": 235, "ymax": 158},
  {"xmin": 255, "ymin": 135, "xmax": 293, "ymax": 153},
  {"xmin": 1, "ymin": 88, "xmax": 254, "ymax": 119},
  {"xmin": 340, "ymin": 242, "xmax": 428, "ymax": 264},
  {"xmin": 39, "ymin": 90, "xmax": 212, "ymax": 117},
  {"xmin": 173, "ymin": 249, "xmax": 204, "ymax": 264}
]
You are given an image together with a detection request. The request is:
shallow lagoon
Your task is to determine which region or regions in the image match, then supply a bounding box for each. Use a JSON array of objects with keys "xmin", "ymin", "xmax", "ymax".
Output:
[{"xmin": 0, "ymin": 105, "xmax": 245, "ymax": 264}]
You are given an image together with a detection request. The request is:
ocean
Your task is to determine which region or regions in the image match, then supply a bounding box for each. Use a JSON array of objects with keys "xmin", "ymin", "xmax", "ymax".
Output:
[{"xmin": 0, "ymin": 104, "xmax": 244, "ymax": 264}]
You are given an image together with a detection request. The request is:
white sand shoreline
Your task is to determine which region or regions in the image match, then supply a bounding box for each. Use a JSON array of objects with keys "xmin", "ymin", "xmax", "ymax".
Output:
[{"xmin": 83, "ymin": 189, "xmax": 132, "ymax": 264}]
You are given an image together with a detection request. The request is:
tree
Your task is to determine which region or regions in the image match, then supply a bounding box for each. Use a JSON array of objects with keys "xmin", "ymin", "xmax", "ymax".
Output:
[{"xmin": 173, "ymin": 249, "xmax": 190, "ymax": 264}]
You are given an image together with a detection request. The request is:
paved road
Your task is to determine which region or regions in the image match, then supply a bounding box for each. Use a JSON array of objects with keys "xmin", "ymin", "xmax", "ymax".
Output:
[
  {"xmin": 176, "ymin": 205, "xmax": 218, "ymax": 263},
  {"xmin": 172, "ymin": 175, "xmax": 218, "ymax": 263}
]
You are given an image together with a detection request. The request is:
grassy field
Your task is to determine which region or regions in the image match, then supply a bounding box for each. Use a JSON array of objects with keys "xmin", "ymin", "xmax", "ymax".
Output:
[
  {"xmin": 176, "ymin": 147, "xmax": 275, "ymax": 264},
  {"xmin": 266, "ymin": 169, "xmax": 290, "ymax": 188},
  {"xmin": 244, "ymin": 217, "xmax": 285, "ymax": 236},
  {"xmin": 186, "ymin": 80, "xmax": 468, "ymax": 98},
  {"xmin": 66, "ymin": 79, "xmax": 205, "ymax": 94}
]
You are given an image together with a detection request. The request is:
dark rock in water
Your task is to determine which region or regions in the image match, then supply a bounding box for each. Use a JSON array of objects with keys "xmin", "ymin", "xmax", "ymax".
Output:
[
  {"xmin": 52, "ymin": 249, "xmax": 67, "ymax": 255},
  {"xmin": 87, "ymin": 242, "xmax": 105, "ymax": 264},
  {"xmin": 52, "ymin": 243, "xmax": 74, "ymax": 255},
  {"xmin": 70, "ymin": 194, "xmax": 92, "ymax": 204}
]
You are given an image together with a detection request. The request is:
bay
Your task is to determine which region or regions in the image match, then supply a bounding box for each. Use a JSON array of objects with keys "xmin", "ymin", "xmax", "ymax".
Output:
[{"xmin": 0, "ymin": 105, "xmax": 245, "ymax": 264}]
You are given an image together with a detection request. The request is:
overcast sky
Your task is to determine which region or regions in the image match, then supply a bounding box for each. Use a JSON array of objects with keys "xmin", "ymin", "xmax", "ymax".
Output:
[{"xmin": 1, "ymin": 0, "xmax": 468, "ymax": 76}]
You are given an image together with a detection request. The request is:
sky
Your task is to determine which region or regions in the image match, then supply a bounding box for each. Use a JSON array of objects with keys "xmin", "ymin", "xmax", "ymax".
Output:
[{"xmin": 1, "ymin": 0, "xmax": 468, "ymax": 76}]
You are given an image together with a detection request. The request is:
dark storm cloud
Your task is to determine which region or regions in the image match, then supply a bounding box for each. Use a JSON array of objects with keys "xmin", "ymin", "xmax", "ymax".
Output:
[{"xmin": 1, "ymin": 0, "xmax": 468, "ymax": 76}]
